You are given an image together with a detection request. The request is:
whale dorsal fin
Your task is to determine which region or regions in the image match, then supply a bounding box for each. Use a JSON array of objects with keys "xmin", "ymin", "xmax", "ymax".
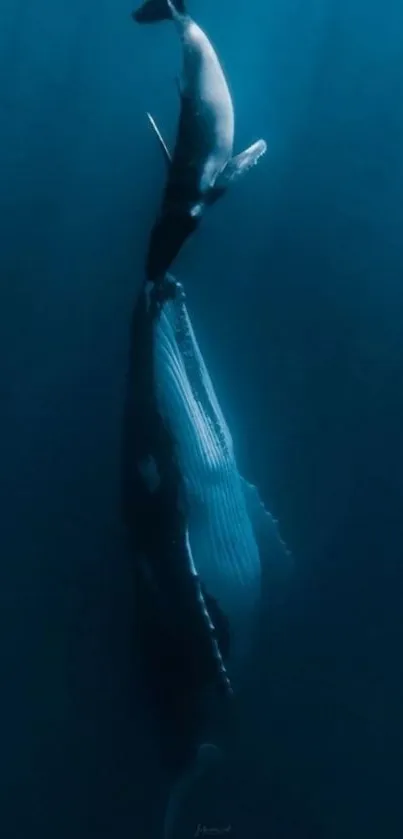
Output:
[
  {"xmin": 213, "ymin": 139, "xmax": 267, "ymax": 191},
  {"xmin": 146, "ymin": 111, "xmax": 172, "ymax": 166}
]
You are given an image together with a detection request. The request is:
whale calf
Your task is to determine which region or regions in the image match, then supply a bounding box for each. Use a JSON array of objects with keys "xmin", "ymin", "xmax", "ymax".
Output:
[{"xmin": 133, "ymin": 0, "xmax": 267, "ymax": 283}]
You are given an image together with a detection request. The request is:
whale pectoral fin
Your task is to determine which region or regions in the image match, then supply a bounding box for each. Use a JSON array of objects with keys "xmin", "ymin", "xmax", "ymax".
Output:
[
  {"xmin": 186, "ymin": 567, "xmax": 233, "ymax": 699},
  {"xmin": 181, "ymin": 529, "xmax": 233, "ymax": 698},
  {"xmin": 146, "ymin": 111, "xmax": 172, "ymax": 166},
  {"xmin": 202, "ymin": 588, "xmax": 231, "ymax": 660},
  {"xmin": 214, "ymin": 139, "xmax": 267, "ymax": 190}
]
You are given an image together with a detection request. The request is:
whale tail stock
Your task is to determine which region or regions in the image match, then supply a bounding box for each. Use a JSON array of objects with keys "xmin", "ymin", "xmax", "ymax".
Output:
[{"xmin": 132, "ymin": 0, "xmax": 185, "ymax": 24}]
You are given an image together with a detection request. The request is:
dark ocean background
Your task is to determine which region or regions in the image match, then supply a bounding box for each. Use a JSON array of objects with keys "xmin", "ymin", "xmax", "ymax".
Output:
[{"xmin": 1, "ymin": 0, "xmax": 402, "ymax": 837}]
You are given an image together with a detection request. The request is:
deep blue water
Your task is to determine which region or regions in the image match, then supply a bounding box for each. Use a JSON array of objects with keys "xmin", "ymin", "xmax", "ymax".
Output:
[{"xmin": 1, "ymin": 1, "xmax": 403, "ymax": 837}]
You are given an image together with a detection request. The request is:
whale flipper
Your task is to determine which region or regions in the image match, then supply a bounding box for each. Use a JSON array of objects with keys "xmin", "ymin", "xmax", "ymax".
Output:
[
  {"xmin": 146, "ymin": 112, "xmax": 172, "ymax": 165},
  {"xmin": 214, "ymin": 139, "xmax": 267, "ymax": 191}
]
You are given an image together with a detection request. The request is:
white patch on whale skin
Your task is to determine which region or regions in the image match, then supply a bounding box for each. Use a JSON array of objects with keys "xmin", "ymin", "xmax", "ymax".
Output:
[{"xmin": 189, "ymin": 201, "xmax": 204, "ymax": 219}]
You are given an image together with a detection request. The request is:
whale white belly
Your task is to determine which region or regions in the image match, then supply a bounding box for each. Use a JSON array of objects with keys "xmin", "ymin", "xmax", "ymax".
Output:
[{"xmin": 181, "ymin": 21, "xmax": 235, "ymax": 186}]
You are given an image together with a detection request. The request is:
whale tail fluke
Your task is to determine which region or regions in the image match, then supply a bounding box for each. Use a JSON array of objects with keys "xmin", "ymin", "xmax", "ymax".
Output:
[{"xmin": 132, "ymin": 0, "xmax": 185, "ymax": 24}]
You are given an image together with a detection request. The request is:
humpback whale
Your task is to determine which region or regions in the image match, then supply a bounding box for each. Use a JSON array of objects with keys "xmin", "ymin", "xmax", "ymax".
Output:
[
  {"xmin": 122, "ymin": 276, "xmax": 291, "ymax": 837},
  {"xmin": 132, "ymin": 0, "xmax": 267, "ymax": 283}
]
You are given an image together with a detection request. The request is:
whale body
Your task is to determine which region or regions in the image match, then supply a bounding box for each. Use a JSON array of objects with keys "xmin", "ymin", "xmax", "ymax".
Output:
[{"xmin": 122, "ymin": 277, "xmax": 291, "ymax": 836}]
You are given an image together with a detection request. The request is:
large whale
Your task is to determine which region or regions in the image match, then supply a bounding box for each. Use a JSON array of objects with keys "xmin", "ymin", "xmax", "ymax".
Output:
[
  {"xmin": 122, "ymin": 276, "xmax": 291, "ymax": 837},
  {"xmin": 132, "ymin": 0, "xmax": 267, "ymax": 284}
]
